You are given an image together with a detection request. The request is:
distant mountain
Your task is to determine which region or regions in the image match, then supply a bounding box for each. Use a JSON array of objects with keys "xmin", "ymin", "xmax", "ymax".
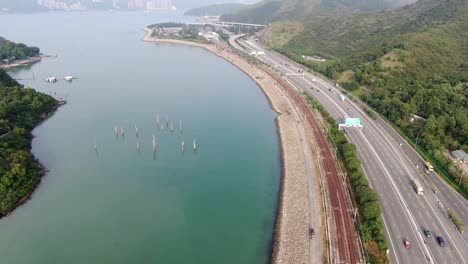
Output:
[
  {"xmin": 184, "ymin": 3, "xmax": 248, "ymax": 16},
  {"xmin": 0, "ymin": 0, "xmax": 259, "ymax": 12},
  {"xmin": 282, "ymin": 0, "xmax": 466, "ymax": 63},
  {"xmin": 222, "ymin": 0, "xmax": 417, "ymax": 23},
  {"xmin": 174, "ymin": 0, "xmax": 257, "ymax": 10}
]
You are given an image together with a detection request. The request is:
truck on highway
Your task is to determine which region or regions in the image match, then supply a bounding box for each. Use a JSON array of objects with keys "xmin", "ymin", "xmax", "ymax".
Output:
[
  {"xmin": 412, "ymin": 179, "xmax": 423, "ymax": 195},
  {"xmin": 425, "ymin": 161, "xmax": 434, "ymax": 172},
  {"xmin": 339, "ymin": 94, "xmax": 346, "ymax": 101}
]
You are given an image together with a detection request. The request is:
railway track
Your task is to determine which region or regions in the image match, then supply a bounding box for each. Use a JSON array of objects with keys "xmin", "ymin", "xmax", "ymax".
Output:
[{"xmin": 262, "ymin": 67, "xmax": 360, "ymax": 263}]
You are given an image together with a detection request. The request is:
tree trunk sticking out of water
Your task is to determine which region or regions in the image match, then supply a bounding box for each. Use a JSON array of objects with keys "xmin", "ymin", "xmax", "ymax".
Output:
[
  {"xmin": 156, "ymin": 114, "xmax": 160, "ymax": 131},
  {"xmin": 193, "ymin": 139, "xmax": 197, "ymax": 155},
  {"xmin": 152, "ymin": 134, "xmax": 157, "ymax": 152},
  {"xmin": 94, "ymin": 142, "xmax": 99, "ymax": 159},
  {"xmin": 115, "ymin": 126, "xmax": 118, "ymax": 141},
  {"xmin": 136, "ymin": 140, "xmax": 140, "ymax": 156}
]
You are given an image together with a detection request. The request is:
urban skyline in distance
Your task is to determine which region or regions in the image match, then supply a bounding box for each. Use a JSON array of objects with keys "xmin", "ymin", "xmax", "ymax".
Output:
[
  {"xmin": 36, "ymin": 0, "xmax": 175, "ymax": 11},
  {"xmin": 122, "ymin": 0, "xmax": 175, "ymax": 10}
]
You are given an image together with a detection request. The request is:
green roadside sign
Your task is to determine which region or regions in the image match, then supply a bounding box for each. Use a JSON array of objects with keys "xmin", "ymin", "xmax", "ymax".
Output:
[{"xmin": 345, "ymin": 118, "xmax": 361, "ymax": 126}]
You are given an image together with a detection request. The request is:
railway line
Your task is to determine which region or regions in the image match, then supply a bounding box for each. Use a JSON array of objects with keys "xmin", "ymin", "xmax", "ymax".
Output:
[
  {"xmin": 263, "ymin": 67, "xmax": 361, "ymax": 263},
  {"xmin": 237, "ymin": 36, "xmax": 468, "ymax": 264}
]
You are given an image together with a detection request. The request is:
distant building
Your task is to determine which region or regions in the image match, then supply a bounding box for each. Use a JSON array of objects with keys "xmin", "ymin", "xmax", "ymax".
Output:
[
  {"xmin": 128, "ymin": 0, "xmax": 144, "ymax": 9},
  {"xmin": 147, "ymin": 0, "xmax": 173, "ymax": 10},
  {"xmin": 198, "ymin": 31, "xmax": 219, "ymax": 41},
  {"xmin": 70, "ymin": 2, "xmax": 86, "ymax": 11},
  {"xmin": 136, "ymin": 0, "xmax": 144, "ymax": 9},
  {"xmin": 127, "ymin": 0, "xmax": 135, "ymax": 9},
  {"xmin": 451, "ymin": 150, "xmax": 468, "ymax": 163},
  {"xmin": 112, "ymin": 0, "xmax": 120, "ymax": 8},
  {"xmin": 37, "ymin": 0, "xmax": 88, "ymax": 10}
]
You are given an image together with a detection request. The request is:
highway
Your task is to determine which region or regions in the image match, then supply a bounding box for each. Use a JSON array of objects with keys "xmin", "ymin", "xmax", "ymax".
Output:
[
  {"xmin": 266, "ymin": 67, "xmax": 361, "ymax": 263},
  {"xmin": 235, "ymin": 36, "xmax": 468, "ymax": 264}
]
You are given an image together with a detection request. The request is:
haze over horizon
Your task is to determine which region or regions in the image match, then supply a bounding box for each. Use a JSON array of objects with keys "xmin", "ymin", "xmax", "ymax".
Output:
[{"xmin": 0, "ymin": 0, "xmax": 261, "ymax": 12}]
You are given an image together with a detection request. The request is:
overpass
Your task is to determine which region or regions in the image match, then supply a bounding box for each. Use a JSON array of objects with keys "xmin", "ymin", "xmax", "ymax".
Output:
[
  {"xmin": 215, "ymin": 21, "xmax": 265, "ymax": 28},
  {"xmin": 190, "ymin": 21, "xmax": 266, "ymax": 28}
]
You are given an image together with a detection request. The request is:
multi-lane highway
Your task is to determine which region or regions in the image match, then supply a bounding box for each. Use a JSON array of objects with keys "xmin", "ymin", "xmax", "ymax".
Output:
[
  {"xmin": 234, "ymin": 36, "xmax": 467, "ymax": 264},
  {"xmin": 265, "ymin": 67, "xmax": 361, "ymax": 263}
]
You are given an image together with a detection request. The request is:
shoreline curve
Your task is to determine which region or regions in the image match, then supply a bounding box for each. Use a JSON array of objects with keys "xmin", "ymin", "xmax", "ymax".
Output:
[{"xmin": 143, "ymin": 28, "xmax": 310, "ymax": 264}]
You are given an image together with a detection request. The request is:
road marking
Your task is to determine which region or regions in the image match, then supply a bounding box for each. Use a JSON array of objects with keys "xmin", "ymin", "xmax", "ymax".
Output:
[
  {"xmin": 382, "ymin": 214, "xmax": 401, "ymax": 264},
  {"xmin": 237, "ymin": 38, "xmax": 468, "ymax": 262},
  {"xmin": 268, "ymin": 49, "xmax": 467, "ymax": 262},
  {"xmin": 358, "ymin": 130, "xmax": 432, "ymax": 264}
]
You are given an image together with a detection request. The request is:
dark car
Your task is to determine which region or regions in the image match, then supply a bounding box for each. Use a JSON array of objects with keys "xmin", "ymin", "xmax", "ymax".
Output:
[
  {"xmin": 437, "ymin": 236, "xmax": 445, "ymax": 247},
  {"xmin": 424, "ymin": 230, "xmax": 432, "ymax": 238},
  {"xmin": 309, "ymin": 228, "xmax": 315, "ymax": 238}
]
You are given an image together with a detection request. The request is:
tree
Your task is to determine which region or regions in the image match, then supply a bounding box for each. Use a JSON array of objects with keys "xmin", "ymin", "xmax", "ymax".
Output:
[
  {"xmin": 363, "ymin": 201, "xmax": 382, "ymax": 220},
  {"xmin": 358, "ymin": 188, "xmax": 379, "ymax": 205}
]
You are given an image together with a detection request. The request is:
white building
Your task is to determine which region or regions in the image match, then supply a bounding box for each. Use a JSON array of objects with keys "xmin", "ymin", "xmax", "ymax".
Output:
[{"xmin": 198, "ymin": 31, "xmax": 219, "ymax": 41}]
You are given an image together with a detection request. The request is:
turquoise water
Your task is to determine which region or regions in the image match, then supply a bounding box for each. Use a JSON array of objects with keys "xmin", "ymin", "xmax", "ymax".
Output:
[{"xmin": 0, "ymin": 11, "xmax": 280, "ymax": 263}]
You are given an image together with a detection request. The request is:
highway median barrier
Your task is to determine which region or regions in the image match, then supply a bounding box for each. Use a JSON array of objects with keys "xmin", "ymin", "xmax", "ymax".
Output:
[
  {"xmin": 447, "ymin": 208, "xmax": 464, "ymax": 234},
  {"xmin": 266, "ymin": 45, "xmax": 467, "ymax": 198},
  {"xmin": 303, "ymin": 92, "xmax": 389, "ymax": 264}
]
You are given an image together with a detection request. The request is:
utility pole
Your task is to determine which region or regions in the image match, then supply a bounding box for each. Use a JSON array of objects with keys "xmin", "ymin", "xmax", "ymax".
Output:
[
  {"xmin": 415, "ymin": 130, "xmax": 421, "ymax": 148},
  {"xmin": 458, "ymin": 171, "xmax": 465, "ymax": 186}
]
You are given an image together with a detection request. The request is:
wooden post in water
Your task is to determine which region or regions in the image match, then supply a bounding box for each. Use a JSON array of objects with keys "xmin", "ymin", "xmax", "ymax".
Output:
[
  {"xmin": 121, "ymin": 127, "xmax": 125, "ymax": 141},
  {"xmin": 152, "ymin": 134, "xmax": 157, "ymax": 152},
  {"xmin": 180, "ymin": 120, "xmax": 183, "ymax": 134},
  {"xmin": 193, "ymin": 139, "xmax": 197, "ymax": 154},
  {"xmin": 115, "ymin": 126, "xmax": 118, "ymax": 141},
  {"xmin": 94, "ymin": 141, "xmax": 99, "ymax": 159},
  {"xmin": 156, "ymin": 114, "xmax": 160, "ymax": 130},
  {"xmin": 136, "ymin": 140, "xmax": 140, "ymax": 156}
]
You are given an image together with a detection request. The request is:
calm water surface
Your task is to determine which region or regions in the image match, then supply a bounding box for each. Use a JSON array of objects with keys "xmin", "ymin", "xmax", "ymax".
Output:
[{"xmin": 0, "ymin": 11, "xmax": 280, "ymax": 263}]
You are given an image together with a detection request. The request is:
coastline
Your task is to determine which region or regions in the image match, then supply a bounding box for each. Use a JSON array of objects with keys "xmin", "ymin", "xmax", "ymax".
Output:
[
  {"xmin": 0, "ymin": 100, "xmax": 65, "ymax": 219},
  {"xmin": 0, "ymin": 56, "xmax": 41, "ymax": 69},
  {"xmin": 143, "ymin": 28, "xmax": 310, "ymax": 263}
]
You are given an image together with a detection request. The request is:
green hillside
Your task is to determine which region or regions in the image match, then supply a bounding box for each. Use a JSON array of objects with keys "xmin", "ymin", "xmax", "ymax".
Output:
[
  {"xmin": 266, "ymin": 0, "xmax": 468, "ymax": 195},
  {"xmin": 184, "ymin": 3, "xmax": 248, "ymax": 16},
  {"xmin": 0, "ymin": 36, "xmax": 58, "ymax": 217},
  {"xmin": 0, "ymin": 37, "xmax": 40, "ymax": 62},
  {"xmin": 221, "ymin": 0, "xmax": 416, "ymax": 23}
]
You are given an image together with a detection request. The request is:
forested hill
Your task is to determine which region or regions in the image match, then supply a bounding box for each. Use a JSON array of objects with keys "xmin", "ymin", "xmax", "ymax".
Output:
[
  {"xmin": 266, "ymin": 0, "xmax": 468, "ymax": 194},
  {"xmin": 0, "ymin": 37, "xmax": 40, "ymax": 62},
  {"xmin": 221, "ymin": 0, "xmax": 416, "ymax": 24},
  {"xmin": 184, "ymin": 3, "xmax": 248, "ymax": 16},
  {"xmin": 0, "ymin": 67, "xmax": 20, "ymax": 87},
  {"xmin": 0, "ymin": 67, "xmax": 58, "ymax": 215}
]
